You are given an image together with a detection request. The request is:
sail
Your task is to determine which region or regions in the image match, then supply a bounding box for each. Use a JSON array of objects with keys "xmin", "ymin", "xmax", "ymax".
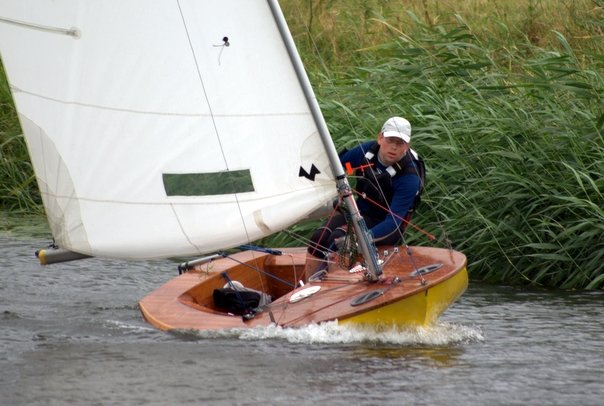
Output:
[{"xmin": 0, "ymin": 0, "xmax": 337, "ymax": 259}]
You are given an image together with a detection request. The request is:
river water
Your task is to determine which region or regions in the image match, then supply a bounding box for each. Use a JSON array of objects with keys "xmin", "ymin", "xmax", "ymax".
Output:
[{"xmin": 1, "ymin": 232, "xmax": 603, "ymax": 405}]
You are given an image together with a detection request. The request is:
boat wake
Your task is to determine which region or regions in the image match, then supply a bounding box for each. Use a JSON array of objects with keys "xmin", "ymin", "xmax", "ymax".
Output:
[
  {"xmin": 104, "ymin": 319, "xmax": 163, "ymax": 336},
  {"xmin": 172, "ymin": 321, "xmax": 484, "ymax": 346}
]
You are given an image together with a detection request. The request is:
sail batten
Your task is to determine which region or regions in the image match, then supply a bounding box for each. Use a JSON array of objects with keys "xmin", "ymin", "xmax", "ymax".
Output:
[
  {"xmin": 0, "ymin": 16, "xmax": 80, "ymax": 37},
  {"xmin": 1, "ymin": 0, "xmax": 337, "ymax": 259}
]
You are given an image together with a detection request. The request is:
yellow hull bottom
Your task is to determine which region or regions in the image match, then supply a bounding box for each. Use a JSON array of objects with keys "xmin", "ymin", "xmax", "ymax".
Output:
[{"xmin": 340, "ymin": 267, "xmax": 468, "ymax": 329}]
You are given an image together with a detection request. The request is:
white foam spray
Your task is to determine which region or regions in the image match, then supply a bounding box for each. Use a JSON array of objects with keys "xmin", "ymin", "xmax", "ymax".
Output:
[{"xmin": 177, "ymin": 321, "xmax": 484, "ymax": 346}]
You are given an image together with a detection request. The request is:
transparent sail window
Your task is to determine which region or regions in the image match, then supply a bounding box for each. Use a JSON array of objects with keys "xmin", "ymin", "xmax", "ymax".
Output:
[{"xmin": 163, "ymin": 171, "xmax": 254, "ymax": 196}]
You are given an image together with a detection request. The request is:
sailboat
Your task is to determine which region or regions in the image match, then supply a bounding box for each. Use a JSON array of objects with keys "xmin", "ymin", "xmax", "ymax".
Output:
[{"xmin": 0, "ymin": 0, "xmax": 467, "ymax": 331}]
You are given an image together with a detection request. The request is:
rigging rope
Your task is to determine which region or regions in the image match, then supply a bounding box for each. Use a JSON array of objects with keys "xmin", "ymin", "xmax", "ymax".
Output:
[{"xmin": 349, "ymin": 186, "xmax": 437, "ymax": 241}]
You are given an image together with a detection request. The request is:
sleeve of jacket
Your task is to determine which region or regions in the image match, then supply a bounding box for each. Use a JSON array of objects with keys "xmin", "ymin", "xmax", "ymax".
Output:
[{"xmin": 338, "ymin": 141, "xmax": 374, "ymax": 168}]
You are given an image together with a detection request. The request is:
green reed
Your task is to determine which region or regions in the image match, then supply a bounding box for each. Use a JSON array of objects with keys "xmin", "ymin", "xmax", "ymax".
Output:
[
  {"xmin": 311, "ymin": 15, "xmax": 603, "ymax": 289},
  {"xmin": 0, "ymin": 63, "xmax": 42, "ymax": 213}
]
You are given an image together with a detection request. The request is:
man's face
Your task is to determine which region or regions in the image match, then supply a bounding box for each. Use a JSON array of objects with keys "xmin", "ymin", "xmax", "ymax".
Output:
[{"xmin": 377, "ymin": 133, "xmax": 409, "ymax": 166}]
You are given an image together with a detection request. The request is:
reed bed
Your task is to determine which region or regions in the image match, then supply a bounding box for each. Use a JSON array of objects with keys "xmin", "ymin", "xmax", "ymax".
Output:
[
  {"xmin": 1, "ymin": 1, "xmax": 602, "ymax": 288},
  {"xmin": 0, "ymin": 64, "xmax": 41, "ymax": 213},
  {"xmin": 301, "ymin": 7, "xmax": 603, "ymax": 289},
  {"xmin": 281, "ymin": 0, "xmax": 604, "ymax": 71}
]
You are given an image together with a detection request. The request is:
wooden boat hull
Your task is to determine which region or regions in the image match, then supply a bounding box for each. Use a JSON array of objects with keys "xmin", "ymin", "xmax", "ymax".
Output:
[{"xmin": 139, "ymin": 246, "xmax": 467, "ymax": 331}]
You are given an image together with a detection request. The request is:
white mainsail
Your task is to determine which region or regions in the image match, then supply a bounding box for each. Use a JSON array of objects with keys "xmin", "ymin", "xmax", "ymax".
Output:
[{"xmin": 0, "ymin": 0, "xmax": 337, "ymax": 259}]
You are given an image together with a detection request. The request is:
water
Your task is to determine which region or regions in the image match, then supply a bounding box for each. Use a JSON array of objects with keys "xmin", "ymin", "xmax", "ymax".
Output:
[{"xmin": 1, "ymin": 233, "xmax": 603, "ymax": 405}]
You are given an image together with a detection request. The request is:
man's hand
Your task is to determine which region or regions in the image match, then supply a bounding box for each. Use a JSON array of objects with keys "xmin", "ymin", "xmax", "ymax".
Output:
[{"xmin": 334, "ymin": 236, "xmax": 347, "ymax": 251}]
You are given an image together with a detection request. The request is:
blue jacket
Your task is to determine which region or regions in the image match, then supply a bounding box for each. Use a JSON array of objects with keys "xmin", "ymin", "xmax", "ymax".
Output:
[{"xmin": 339, "ymin": 141, "xmax": 421, "ymax": 240}]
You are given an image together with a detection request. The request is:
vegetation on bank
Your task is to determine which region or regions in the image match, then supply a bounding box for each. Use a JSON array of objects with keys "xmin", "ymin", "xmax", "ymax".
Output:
[
  {"xmin": 1, "ymin": 1, "xmax": 602, "ymax": 288},
  {"xmin": 281, "ymin": 0, "xmax": 604, "ymax": 289},
  {"xmin": 1, "ymin": 63, "xmax": 42, "ymax": 213}
]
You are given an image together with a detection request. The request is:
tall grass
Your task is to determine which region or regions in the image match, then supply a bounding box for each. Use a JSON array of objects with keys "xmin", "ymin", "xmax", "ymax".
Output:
[
  {"xmin": 306, "ymin": 11, "xmax": 603, "ymax": 289},
  {"xmin": 0, "ymin": 63, "xmax": 42, "ymax": 213},
  {"xmin": 281, "ymin": 0, "xmax": 604, "ymax": 71}
]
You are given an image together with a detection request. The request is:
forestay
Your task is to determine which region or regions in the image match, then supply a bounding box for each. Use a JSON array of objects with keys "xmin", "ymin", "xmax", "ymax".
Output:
[{"xmin": 0, "ymin": 0, "xmax": 337, "ymax": 259}]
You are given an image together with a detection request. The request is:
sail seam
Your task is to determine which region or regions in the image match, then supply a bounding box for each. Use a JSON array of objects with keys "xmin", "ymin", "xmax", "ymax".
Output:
[
  {"xmin": 168, "ymin": 203, "xmax": 203, "ymax": 254},
  {"xmin": 10, "ymin": 86, "xmax": 310, "ymax": 118},
  {"xmin": 39, "ymin": 184, "xmax": 330, "ymax": 205}
]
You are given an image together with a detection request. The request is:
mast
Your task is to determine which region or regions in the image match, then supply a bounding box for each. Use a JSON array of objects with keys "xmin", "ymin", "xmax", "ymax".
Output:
[{"xmin": 267, "ymin": 0, "xmax": 382, "ymax": 280}]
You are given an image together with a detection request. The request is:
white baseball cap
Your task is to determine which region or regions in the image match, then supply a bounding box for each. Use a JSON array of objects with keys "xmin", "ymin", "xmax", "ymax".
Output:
[{"xmin": 381, "ymin": 116, "xmax": 411, "ymax": 143}]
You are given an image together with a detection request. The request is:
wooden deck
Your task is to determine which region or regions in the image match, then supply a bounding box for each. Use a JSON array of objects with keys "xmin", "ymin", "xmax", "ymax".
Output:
[{"xmin": 139, "ymin": 246, "xmax": 467, "ymax": 331}]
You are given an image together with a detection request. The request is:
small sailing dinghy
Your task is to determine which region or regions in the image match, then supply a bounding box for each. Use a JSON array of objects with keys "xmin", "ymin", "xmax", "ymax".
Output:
[{"xmin": 1, "ymin": 0, "xmax": 467, "ymax": 331}]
